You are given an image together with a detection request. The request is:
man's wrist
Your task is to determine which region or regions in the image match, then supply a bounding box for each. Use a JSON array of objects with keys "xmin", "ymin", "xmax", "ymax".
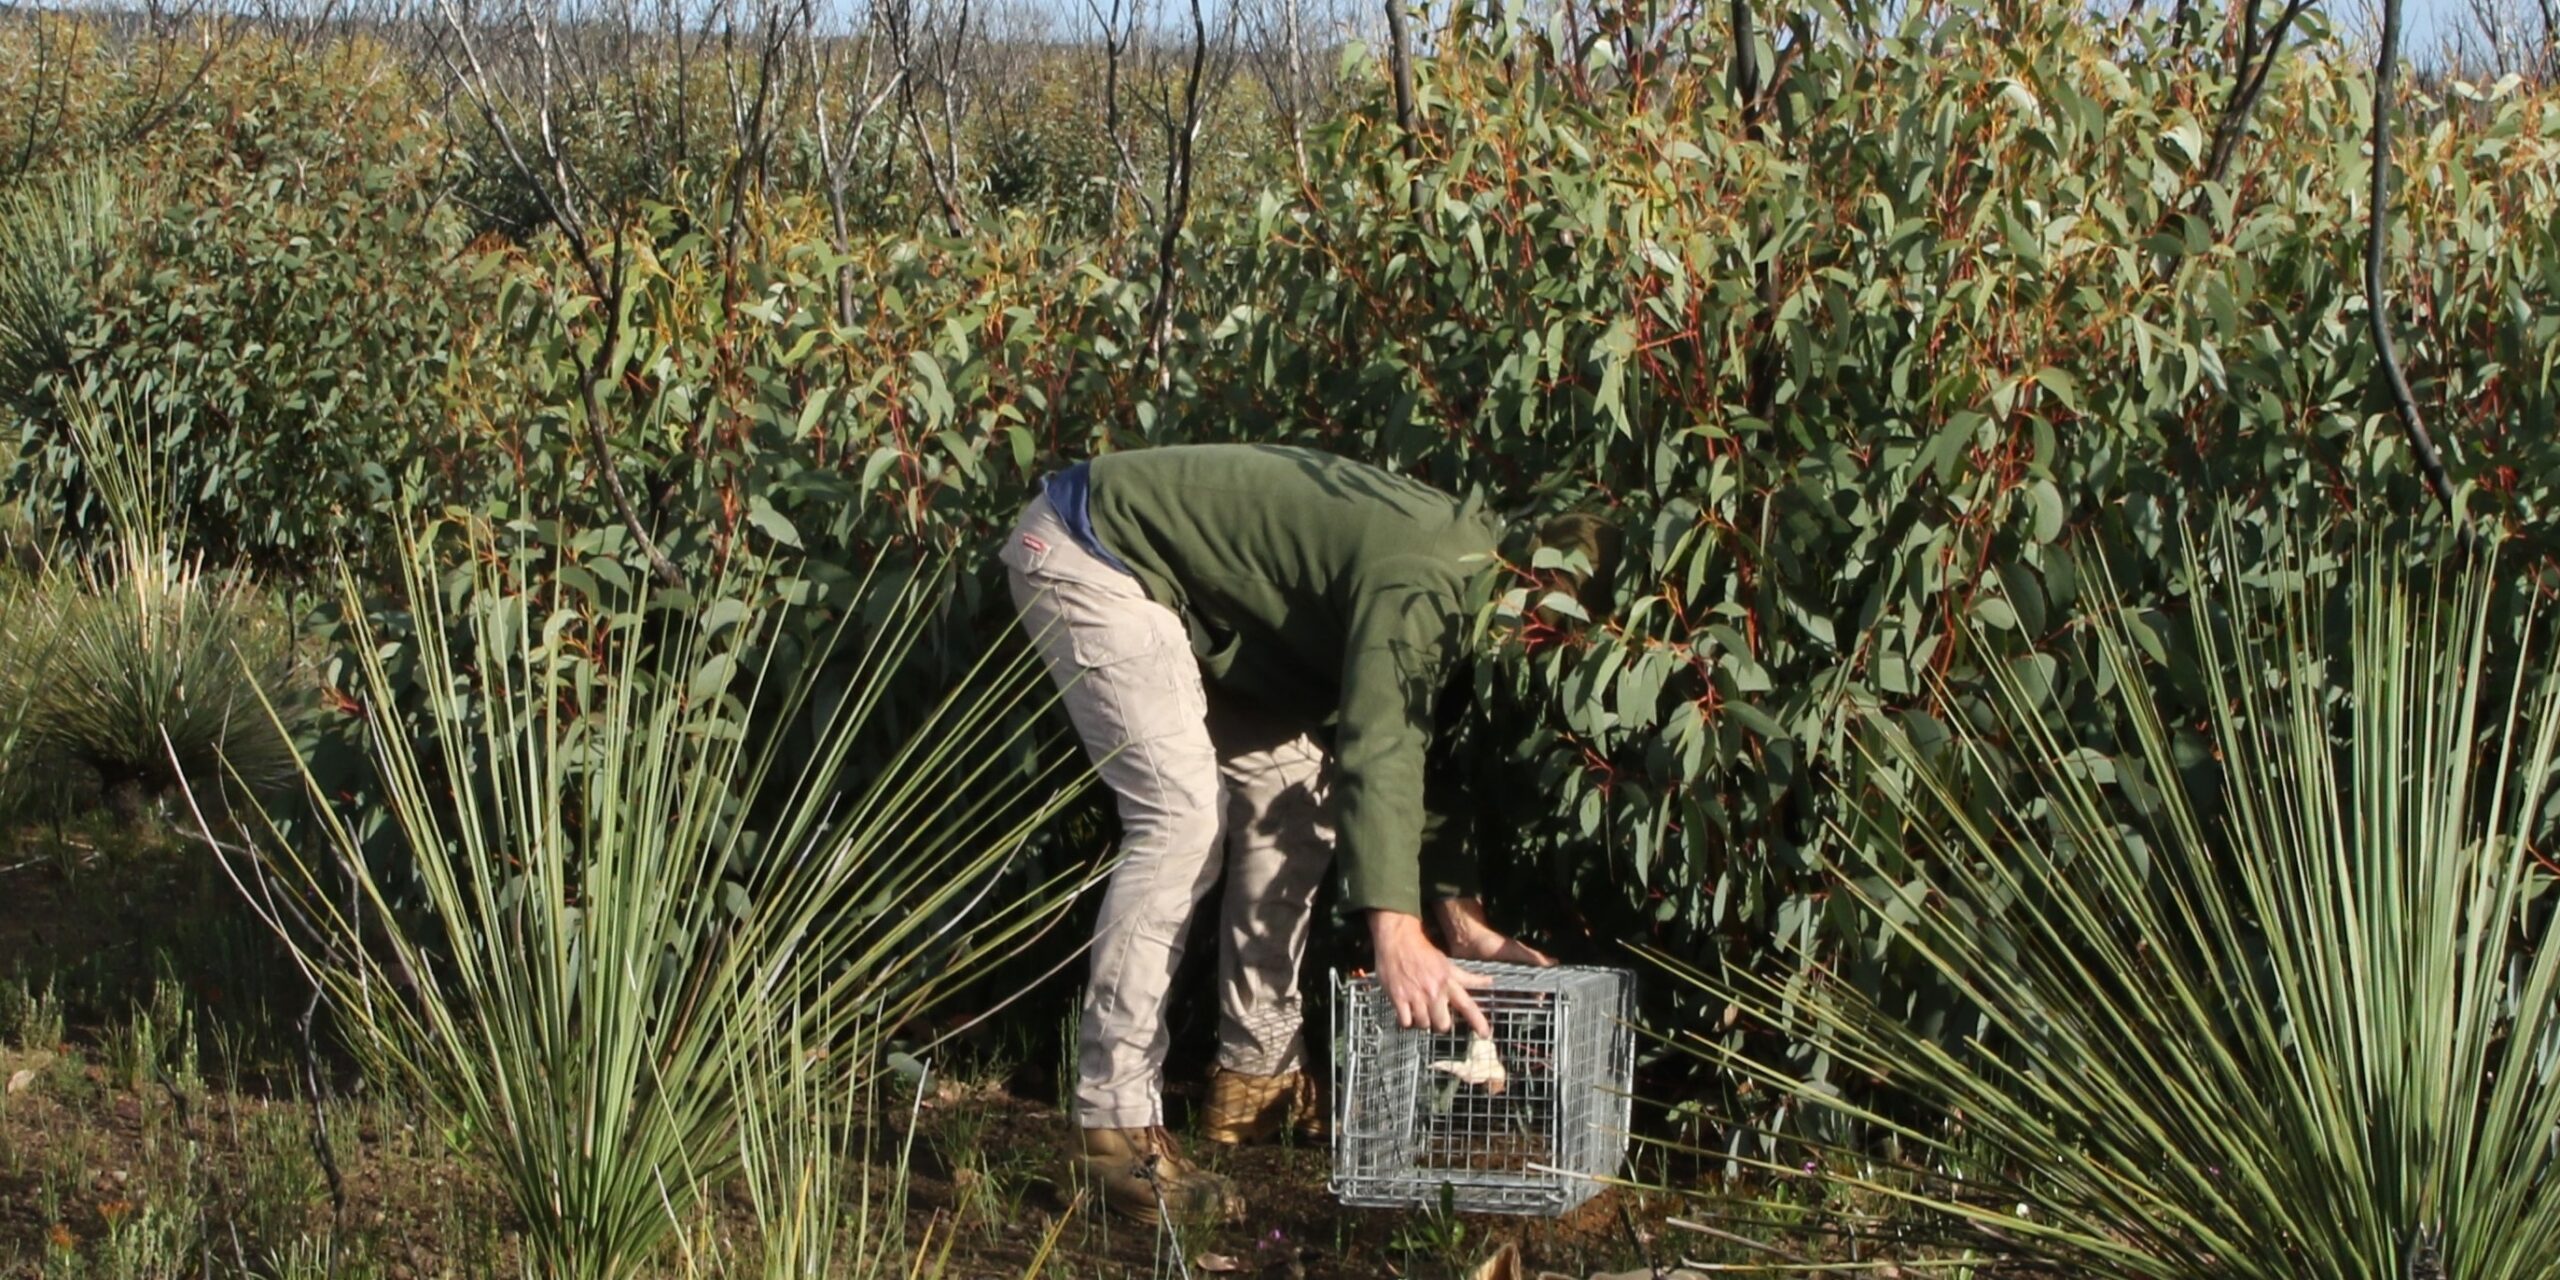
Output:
[
  {"xmin": 1429, "ymin": 896, "xmax": 1491, "ymax": 943},
  {"xmin": 1369, "ymin": 908, "xmax": 1427, "ymax": 945}
]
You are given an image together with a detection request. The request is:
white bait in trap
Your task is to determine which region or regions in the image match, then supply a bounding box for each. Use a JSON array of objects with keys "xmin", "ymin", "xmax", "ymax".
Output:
[{"xmin": 1429, "ymin": 1033, "xmax": 1509, "ymax": 1094}]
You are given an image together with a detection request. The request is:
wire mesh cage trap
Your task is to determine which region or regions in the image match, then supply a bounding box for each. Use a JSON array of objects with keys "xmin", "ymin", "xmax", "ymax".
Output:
[{"xmin": 1329, "ymin": 962, "xmax": 1635, "ymax": 1216}]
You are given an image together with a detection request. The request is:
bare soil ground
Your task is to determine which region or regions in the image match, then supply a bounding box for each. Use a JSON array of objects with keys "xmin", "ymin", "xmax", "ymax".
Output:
[
  {"xmin": 1, "ymin": 1039, "xmax": 1686, "ymax": 1279},
  {"xmin": 0, "ymin": 825, "xmax": 1879, "ymax": 1279},
  {"xmin": 889, "ymin": 1071, "xmax": 1682, "ymax": 1280}
]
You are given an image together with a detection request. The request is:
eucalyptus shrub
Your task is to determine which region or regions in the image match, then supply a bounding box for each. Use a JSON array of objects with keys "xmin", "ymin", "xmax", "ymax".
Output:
[
  {"xmin": 11, "ymin": 0, "xmax": 2558, "ymax": 1141},
  {"xmin": 1173, "ymin": 1, "xmax": 2560, "ymax": 1111},
  {"xmin": 432, "ymin": 0, "xmax": 2560, "ymax": 1127},
  {"xmin": 2, "ymin": 38, "xmax": 497, "ymax": 574}
]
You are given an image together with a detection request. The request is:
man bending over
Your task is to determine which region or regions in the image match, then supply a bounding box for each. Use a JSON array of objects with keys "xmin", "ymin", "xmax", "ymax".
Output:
[{"xmin": 999, "ymin": 444, "xmax": 1617, "ymax": 1223}]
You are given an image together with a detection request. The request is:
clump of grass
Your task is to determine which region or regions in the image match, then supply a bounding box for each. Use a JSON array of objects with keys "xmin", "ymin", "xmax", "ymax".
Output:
[
  {"xmin": 0, "ymin": 510, "xmax": 56, "ymax": 819},
  {"xmin": 259, "ymin": 1235, "xmax": 332, "ymax": 1280},
  {"xmin": 32, "ymin": 395, "xmax": 299, "ymax": 818},
  {"xmin": 31, "ymin": 536, "xmax": 300, "ymax": 816},
  {"xmin": 82, "ymin": 1194, "xmax": 200, "ymax": 1280},
  {"xmin": 1662, "ymin": 527, "xmax": 2560, "ymax": 1278},
  {"xmin": 217, "ymin": 514, "xmax": 1097, "ymax": 1280},
  {"xmin": 732, "ymin": 997, "xmax": 908, "ymax": 1280},
  {"xmin": 232, "ymin": 1101, "xmax": 328, "ymax": 1255},
  {"xmin": 0, "ymin": 163, "xmax": 122, "ymax": 413},
  {"xmin": 98, "ymin": 976, "xmax": 198, "ymax": 1096},
  {"xmin": 0, "ymin": 970, "xmax": 66, "ymax": 1052},
  {"xmin": 0, "ymin": 394, "xmax": 300, "ymax": 825}
]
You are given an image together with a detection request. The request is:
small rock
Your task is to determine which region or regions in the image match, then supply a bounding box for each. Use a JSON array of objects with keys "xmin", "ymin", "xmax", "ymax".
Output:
[
  {"xmin": 1194, "ymin": 1252, "xmax": 1243, "ymax": 1273},
  {"xmin": 6, "ymin": 1068, "xmax": 35, "ymax": 1094}
]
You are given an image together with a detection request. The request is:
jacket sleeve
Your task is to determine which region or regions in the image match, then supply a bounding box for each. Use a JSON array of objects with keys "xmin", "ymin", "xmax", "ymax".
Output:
[{"xmin": 1331, "ymin": 565, "xmax": 1463, "ymax": 917}]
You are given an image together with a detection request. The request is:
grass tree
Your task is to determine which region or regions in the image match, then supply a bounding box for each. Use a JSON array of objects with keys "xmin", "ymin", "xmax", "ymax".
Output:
[
  {"xmin": 0, "ymin": 163, "xmax": 121, "ymax": 414},
  {"xmin": 12, "ymin": 393, "xmax": 300, "ymax": 819},
  {"xmin": 214, "ymin": 518, "xmax": 1097, "ymax": 1280},
  {"xmin": 34, "ymin": 540, "xmax": 297, "ymax": 815},
  {"xmin": 1662, "ymin": 529, "xmax": 2560, "ymax": 1278}
]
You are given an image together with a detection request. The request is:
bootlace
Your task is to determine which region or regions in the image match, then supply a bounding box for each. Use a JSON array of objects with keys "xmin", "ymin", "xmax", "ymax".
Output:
[
  {"xmin": 1140, "ymin": 1125, "xmax": 1188, "ymax": 1168},
  {"xmin": 1136, "ymin": 1127, "xmax": 1194, "ymax": 1280}
]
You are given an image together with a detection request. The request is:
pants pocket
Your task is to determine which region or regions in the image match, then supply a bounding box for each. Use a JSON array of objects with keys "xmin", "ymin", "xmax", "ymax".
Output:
[
  {"xmin": 1070, "ymin": 644, "xmax": 1213, "ymax": 756},
  {"xmin": 1012, "ymin": 568, "xmax": 1181, "ymax": 674}
]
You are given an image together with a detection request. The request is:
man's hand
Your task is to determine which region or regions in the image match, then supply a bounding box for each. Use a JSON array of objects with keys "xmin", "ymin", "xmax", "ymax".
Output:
[
  {"xmin": 1370, "ymin": 910, "xmax": 1493, "ymax": 1037},
  {"xmin": 1432, "ymin": 896, "xmax": 1556, "ymax": 967}
]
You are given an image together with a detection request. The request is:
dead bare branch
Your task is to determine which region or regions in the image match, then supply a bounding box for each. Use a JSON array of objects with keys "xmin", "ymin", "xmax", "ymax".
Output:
[
  {"xmin": 118, "ymin": 0, "xmax": 237, "ymax": 151},
  {"xmin": 1137, "ymin": 0, "xmax": 1216, "ymax": 390},
  {"xmin": 883, "ymin": 0, "xmax": 972, "ymax": 234},
  {"xmin": 429, "ymin": 0, "xmax": 682, "ymax": 585},
  {"xmin": 5, "ymin": 14, "xmax": 64, "ymax": 180},
  {"xmin": 807, "ymin": 7, "xmax": 906, "ymax": 326},
  {"xmin": 1088, "ymin": 0, "xmax": 1156, "ymax": 230},
  {"xmin": 2202, "ymin": 0, "xmax": 2318, "ymax": 184},
  {"xmin": 2367, "ymin": 0, "xmax": 2471, "ymax": 548},
  {"xmin": 1381, "ymin": 0, "xmax": 1421, "ymax": 207},
  {"xmin": 1238, "ymin": 0, "xmax": 1332, "ymax": 190}
]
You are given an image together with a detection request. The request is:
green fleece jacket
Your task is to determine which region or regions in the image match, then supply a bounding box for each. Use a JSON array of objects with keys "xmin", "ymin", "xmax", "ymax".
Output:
[{"xmin": 1085, "ymin": 444, "xmax": 1499, "ymax": 917}]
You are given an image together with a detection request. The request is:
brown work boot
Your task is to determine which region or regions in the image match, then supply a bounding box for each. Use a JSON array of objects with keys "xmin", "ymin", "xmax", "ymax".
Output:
[
  {"xmin": 1200, "ymin": 1066, "xmax": 1329, "ymax": 1145},
  {"xmin": 1073, "ymin": 1126, "xmax": 1243, "ymax": 1225}
]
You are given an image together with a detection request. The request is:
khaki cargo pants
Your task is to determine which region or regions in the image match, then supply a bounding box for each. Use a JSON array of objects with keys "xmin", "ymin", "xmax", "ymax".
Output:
[{"xmin": 1001, "ymin": 492, "xmax": 1334, "ymax": 1130}]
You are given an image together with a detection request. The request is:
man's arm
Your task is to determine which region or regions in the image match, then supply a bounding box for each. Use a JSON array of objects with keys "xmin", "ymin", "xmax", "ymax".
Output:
[
  {"xmin": 1432, "ymin": 896, "xmax": 1555, "ymax": 966},
  {"xmin": 1334, "ymin": 570, "xmax": 1491, "ymax": 1036},
  {"xmin": 1331, "ymin": 574, "xmax": 1448, "ymax": 920}
]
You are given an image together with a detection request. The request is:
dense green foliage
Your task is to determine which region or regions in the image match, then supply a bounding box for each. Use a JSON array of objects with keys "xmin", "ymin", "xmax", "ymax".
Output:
[
  {"xmin": 3, "ymin": 0, "xmax": 2556, "ymax": 1140},
  {"xmin": 3, "ymin": 42, "xmax": 495, "ymax": 571}
]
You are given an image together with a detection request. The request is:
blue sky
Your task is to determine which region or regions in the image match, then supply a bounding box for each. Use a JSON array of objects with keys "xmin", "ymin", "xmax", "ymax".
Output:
[
  {"xmin": 1021, "ymin": 0, "xmax": 2503, "ymax": 68},
  {"xmin": 2359, "ymin": 0, "xmax": 2506, "ymax": 60}
]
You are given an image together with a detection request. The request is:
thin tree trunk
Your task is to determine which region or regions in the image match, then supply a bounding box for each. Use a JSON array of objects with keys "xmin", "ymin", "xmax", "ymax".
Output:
[
  {"xmin": 1282, "ymin": 0, "xmax": 1310, "ymax": 188},
  {"xmin": 1382, "ymin": 0, "xmax": 1421, "ymax": 209},
  {"xmin": 2366, "ymin": 0, "xmax": 2469, "ymax": 548},
  {"xmin": 2202, "ymin": 0, "xmax": 2314, "ymax": 186},
  {"xmin": 1140, "ymin": 0, "xmax": 1213, "ymax": 391}
]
